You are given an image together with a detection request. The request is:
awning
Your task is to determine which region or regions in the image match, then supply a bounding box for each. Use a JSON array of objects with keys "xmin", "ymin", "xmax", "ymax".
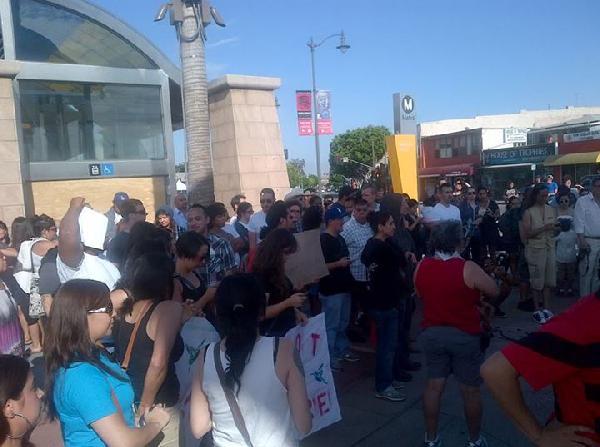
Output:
[
  {"xmin": 418, "ymin": 163, "xmax": 475, "ymax": 178},
  {"xmin": 543, "ymin": 151, "xmax": 600, "ymax": 167}
]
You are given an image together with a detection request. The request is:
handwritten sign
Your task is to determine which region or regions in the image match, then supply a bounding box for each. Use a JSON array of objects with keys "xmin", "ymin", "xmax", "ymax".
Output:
[
  {"xmin": 286, "ymin": 313, "xmax": 342, "ymax": 435},
  {"xmin": 285, "ymin": 229, "xmax": 329, "ymax": 289}
]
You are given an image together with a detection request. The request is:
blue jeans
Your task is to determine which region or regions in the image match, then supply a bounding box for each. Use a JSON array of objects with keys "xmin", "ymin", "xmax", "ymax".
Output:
[
  {"xmin": 369, "ymin": 308, "xmax": 399, "ymax": 392},
  {"xmin": 319, "ymin": 293, "xmax": 351, "ymax": 360}
]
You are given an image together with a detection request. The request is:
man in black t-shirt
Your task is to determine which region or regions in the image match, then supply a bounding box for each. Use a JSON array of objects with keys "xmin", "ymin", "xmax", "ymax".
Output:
[{"xmin": 320, "ymin": 205, "xmax": 359, "ymax": 370}]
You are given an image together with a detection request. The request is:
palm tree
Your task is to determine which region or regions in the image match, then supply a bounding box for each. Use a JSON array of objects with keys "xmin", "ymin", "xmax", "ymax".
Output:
[{"xmin": 179, "ymin": 4, "xmax": 213, "ymax": 205}]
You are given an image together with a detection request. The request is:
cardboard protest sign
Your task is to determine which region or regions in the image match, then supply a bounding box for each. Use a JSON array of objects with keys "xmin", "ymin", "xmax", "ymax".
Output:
[
  {"xmin": 286, "ymin": 313, "xmax": 342, "ymax": 435},
  {"xmin": 285, "ymin": 229, "xmax": 329, "ymax": 289}
]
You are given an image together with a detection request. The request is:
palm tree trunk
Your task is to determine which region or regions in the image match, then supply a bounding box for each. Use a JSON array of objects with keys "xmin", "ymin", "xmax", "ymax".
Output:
[{"xmin": 180, "ymin": 5, "xmax": 214, "ymax": 205}]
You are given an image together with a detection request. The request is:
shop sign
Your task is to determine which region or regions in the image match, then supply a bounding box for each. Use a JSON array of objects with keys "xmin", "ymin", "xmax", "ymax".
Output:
[
  {"xmin": 482, "ymin": 143, "xmax": 556, "ymax": 166},
  {"xmin": 503, "ymin": 127, "xmax": 528, "ymax": 144},
  {"xmin": 563, "ymin": 126, "xmax": 600, "ymax": 143}
]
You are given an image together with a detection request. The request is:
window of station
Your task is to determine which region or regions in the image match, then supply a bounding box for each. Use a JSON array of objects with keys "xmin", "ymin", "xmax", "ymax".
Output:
[
  {"xmin": 12, "ymin": 0, "xmax": 157, "ymax": 69},
  {"xmin": 19, "ymin": 80, "xmax": 166, "ymax": 162}
]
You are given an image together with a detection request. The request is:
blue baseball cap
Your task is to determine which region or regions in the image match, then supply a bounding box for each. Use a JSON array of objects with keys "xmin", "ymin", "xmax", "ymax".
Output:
[
  {"xmin": 113, "ymin": 192, "xmax": 129, "ymax": 205},
  {"xmin": 324, "ymin": 204, "xmax": 348, "ymax": 223}
]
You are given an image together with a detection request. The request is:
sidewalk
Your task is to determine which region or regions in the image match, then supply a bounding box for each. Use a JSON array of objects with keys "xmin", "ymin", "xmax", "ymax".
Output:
[{"xmin": 302, "ymin": 292, "xmax": 576, "ymax": 447}]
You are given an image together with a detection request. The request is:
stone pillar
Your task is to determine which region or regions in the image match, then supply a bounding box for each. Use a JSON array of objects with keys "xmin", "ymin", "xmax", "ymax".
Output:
[
  {"xmin": 0, "ymin": 61, "xmax": 25, "ymax": 225},
  {"xmin": 208, "ymin": 75, "xmax": 290, "ymax": 207}
]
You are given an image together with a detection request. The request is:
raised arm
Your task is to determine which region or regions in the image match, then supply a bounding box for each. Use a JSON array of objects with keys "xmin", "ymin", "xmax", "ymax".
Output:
[{"xmin": 58, "ymin": 197, "xmax": 86, "ymax": 268}]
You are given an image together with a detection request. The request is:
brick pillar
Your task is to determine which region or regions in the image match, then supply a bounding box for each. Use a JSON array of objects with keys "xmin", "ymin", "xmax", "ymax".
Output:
[{"xmin": 208, "ymin": 75, "xmax": 290, "ymax": 207}]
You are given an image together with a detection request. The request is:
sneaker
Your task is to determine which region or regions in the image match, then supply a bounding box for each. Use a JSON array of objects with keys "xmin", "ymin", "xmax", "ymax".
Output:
[
  {"xmin": 532, "ymin": 310, "xmax": 546, "ymax": 324},
  {"xmin": 341, "ymin": 352, "xmax": 360, "ymax": 363},
  {"xmin": 542, "ymin": 309, "xmax": 554, "ymax": 321},
  {"xmin": 494, "ymin": 307, "xmax": 507, "ymax": 318},
  {"xmin": 375, "ymin": 386, "xmax": 406, "ymax": 402},
  {"xmin": 424, "ymin": 436, "xmax": 442, "ymax": 447},
  {"xmin": 391, "ymin": 380, "xmax": 406, "ymax": 390},
  {"xmin": 468, "ymin": 437, "xmax": 488, "ymax": 447}
]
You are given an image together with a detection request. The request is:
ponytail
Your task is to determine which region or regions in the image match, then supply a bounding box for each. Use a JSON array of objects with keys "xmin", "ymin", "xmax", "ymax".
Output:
[{"xmin": 214, "ymin": 274, "xmax": 266, "ymax": 395}]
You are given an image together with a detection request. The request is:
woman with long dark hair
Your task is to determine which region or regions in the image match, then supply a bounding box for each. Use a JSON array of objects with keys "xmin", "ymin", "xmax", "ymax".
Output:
[
  {"xmin": 521, "ymin": 183, "xmax": 557, "ymax": 324},
  {"xmin": 155, "ymin": 206, "xmax": 178, "ymax": 242},
  {"xmin": 113, "ymin": 252, "xmax": 184, "ymax": 446},
  {"xmin": 190, "ymin": 274, "xmax": 311, "ymax": 445},
  {"xmin": 45, "ymin": 279, "xmax": 170, "ymax": 446},
  {"xmin": 252, "ymin": 229, "xmax": 307, "ymax": 336},
  {"xmin": 0, "ymin": 354, "xmax": 42, "ymax": 446}
]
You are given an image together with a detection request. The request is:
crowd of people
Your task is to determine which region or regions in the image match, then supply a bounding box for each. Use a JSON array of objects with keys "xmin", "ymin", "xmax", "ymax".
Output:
[{"xmin": 0, "ymin": 173, "xmax": 598, "ymax": 447}]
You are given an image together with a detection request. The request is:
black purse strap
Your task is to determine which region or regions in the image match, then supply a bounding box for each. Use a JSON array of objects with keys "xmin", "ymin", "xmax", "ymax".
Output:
[{"xmin": 213, "ymin": 343, "xmax": 255, "ymax": 447}]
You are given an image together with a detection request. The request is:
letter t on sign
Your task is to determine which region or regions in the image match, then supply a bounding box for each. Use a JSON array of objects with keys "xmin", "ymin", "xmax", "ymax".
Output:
[{"xmin": 310, "ymin": 333, "xmax": 320, "ymax": 357}]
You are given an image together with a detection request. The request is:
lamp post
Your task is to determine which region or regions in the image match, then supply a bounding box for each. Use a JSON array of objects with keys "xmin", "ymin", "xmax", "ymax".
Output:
[{"xmin": 307, "ymin": 31, "xmax": 350, "ymax": 182}]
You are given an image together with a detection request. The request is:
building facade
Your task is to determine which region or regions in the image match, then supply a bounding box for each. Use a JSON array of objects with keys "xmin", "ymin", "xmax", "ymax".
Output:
[
  {"xmin": 0, "ymin": 0, "xmax": 183, "ymax": 223},
  {"xmin": 418, "ymin": 107, "xmax": 600, "ymax": 198}
]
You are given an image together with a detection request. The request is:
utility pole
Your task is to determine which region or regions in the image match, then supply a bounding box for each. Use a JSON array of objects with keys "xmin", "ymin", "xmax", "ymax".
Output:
[{"xmin": 155, "ymin": 0, "xmax": 225, "ymax": 205}]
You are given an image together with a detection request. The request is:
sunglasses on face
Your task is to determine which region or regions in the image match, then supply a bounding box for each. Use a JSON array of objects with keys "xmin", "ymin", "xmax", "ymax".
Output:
[
  {"xmin": 135, "ymin": 210, "xmax": 148, "ymax": 216},
  {"xmin": 88, "ymin": 301, "xmax": 113, "ymax": 315},
  {"xmin": 260, "ymin": 199, "xmax": 273, "ymax": 204}
]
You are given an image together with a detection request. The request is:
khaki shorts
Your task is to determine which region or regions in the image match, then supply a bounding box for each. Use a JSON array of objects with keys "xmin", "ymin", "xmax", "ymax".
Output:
[{"xmin": 525, "ymin": 245, "xmax": 556, "ymax": 290}]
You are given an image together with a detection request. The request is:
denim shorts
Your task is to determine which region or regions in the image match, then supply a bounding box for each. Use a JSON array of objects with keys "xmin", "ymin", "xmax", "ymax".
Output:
[{"xmin": 420, "ymin": 326, "xmax": 483, "ymax": 386}]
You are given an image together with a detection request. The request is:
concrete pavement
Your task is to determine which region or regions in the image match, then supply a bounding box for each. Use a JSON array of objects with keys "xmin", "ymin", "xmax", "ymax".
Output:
[{"xmin": 302, "ymin": 292, "xmax": 576, "ymax": 447}]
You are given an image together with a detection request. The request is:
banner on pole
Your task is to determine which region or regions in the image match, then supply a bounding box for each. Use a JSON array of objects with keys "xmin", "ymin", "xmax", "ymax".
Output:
[
  {"xmin": 296, "ymin": 90, "xmax": 314, "ymax": 136},
  {"xmin": 285, "ymin": 313, "xmax": 342, "ymax": 435},
  {"xmin": 316, "ymin": 90, "xmax": 333, "ymax": 135}
]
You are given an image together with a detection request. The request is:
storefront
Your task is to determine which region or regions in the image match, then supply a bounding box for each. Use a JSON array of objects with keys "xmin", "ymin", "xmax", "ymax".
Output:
[
  {"xmin": 480, "ymin": 143, "xmax": 557, "ymax": 199},
  {"xmin": 543, "ymin": 151, "xmax": 600, "ymax": 182},
  {"xmin": 418, "ymin": 163, "xmax": 476, "ymax": 198}
]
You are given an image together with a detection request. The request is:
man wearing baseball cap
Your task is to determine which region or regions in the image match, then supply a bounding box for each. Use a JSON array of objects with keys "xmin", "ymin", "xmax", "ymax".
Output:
[
  {"xmin": 105, "ymin": 192, "xmax": 129, "ymax": 243},
  {"xmin": 320, "ymin": 205, "xmax": 359, "ymax": 371}
]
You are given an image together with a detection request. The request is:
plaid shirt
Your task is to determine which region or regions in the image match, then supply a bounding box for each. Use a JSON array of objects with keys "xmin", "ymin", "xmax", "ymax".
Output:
[
  {"xmin": 197, "ymin": 233, "xmax": 237, "ymax": 285},
  {"xmin": 341, "ymin": 216, "xmax": 373, "ymax": 282}
]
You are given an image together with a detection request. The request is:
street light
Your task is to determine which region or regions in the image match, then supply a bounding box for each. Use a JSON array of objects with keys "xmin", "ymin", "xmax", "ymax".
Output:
[{"xmin": 307, "ymin": 30, "xmax": 350, "ymax": 182}]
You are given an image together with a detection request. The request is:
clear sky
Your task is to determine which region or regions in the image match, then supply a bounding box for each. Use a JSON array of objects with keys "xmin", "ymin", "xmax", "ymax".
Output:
[{"xmin": 95, "ymin": 0, "xmax": 600, "ymax": 174}]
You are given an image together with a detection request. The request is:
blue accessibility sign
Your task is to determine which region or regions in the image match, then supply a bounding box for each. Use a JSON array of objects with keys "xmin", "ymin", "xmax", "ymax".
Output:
[{"xmin": 101, "ymin": 163, "xmax": 115, "ymax": 176}]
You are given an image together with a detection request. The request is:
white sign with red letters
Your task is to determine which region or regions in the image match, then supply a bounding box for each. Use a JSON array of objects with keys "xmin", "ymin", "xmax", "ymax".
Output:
[{"xmin": 286, "ymin": 313, "xmax": 342, "ymax": 436}]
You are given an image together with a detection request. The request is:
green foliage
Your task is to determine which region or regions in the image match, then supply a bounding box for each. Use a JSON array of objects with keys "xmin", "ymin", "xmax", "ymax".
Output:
[
  {"xmin": 287, "ymin": 159, "xmax": 319, "ymax": 189},
  {"xmin": 329, "ymin": 125, "xmax": 390, "ymax": 180},
  {"xmin": 175, "ymin": 162, "xmax": 186, "ymax": 173}
]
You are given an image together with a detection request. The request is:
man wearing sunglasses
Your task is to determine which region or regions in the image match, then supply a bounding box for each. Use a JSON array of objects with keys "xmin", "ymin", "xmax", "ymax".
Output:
[
  {"xmin": 574, "ymin": 177, "xmax": 600, "ymax": 296},
  {"xmin": 248, "ymin": 188, "xmax": 276, "ymax": 250}
]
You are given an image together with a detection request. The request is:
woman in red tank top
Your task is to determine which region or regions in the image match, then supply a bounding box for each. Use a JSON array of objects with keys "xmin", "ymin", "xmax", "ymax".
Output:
[{"xmin": 414, "ymin": 221, "xmax": 498, "ymax": 447}]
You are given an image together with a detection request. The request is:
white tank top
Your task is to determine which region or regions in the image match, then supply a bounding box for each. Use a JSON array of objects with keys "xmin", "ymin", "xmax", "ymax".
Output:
[{"xmin": 203, "ymin": 337, "xmax": 298, "ymax": 447}]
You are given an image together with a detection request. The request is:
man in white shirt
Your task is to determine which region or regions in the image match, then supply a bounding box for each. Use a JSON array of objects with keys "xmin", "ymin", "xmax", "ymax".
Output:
[
  {"xmin": 574, "ymin": 177, "xmax": 600, "ymax": 295},
  {"xmin": 427, "ymin": 183, "xmax": 461, "ymax": 224},
  {"xmin": 248, "ymin": 188, "xmax": 275, "ymax": 250},
  {"xmin": 173, "ymin": 192, "xmax": 188, "ymax": 232},
  {"xmin": 58, "ymin": 197, "xmax": 120, "ymax": 290}
]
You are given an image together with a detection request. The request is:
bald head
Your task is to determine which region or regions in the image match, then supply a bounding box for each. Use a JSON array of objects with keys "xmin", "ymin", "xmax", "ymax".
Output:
[{"xmin": 174, "ymin": 193, "xmax": 188, "ymax": 212}]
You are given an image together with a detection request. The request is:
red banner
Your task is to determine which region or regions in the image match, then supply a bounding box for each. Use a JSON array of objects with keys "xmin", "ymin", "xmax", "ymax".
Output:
[
  {"xmin": 316, "ymin": 90, "xmax": 333, "ymax": 135},
  {"xmin": 296, "ymin": 90, "xmax": 313, "ymax": 136}
]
